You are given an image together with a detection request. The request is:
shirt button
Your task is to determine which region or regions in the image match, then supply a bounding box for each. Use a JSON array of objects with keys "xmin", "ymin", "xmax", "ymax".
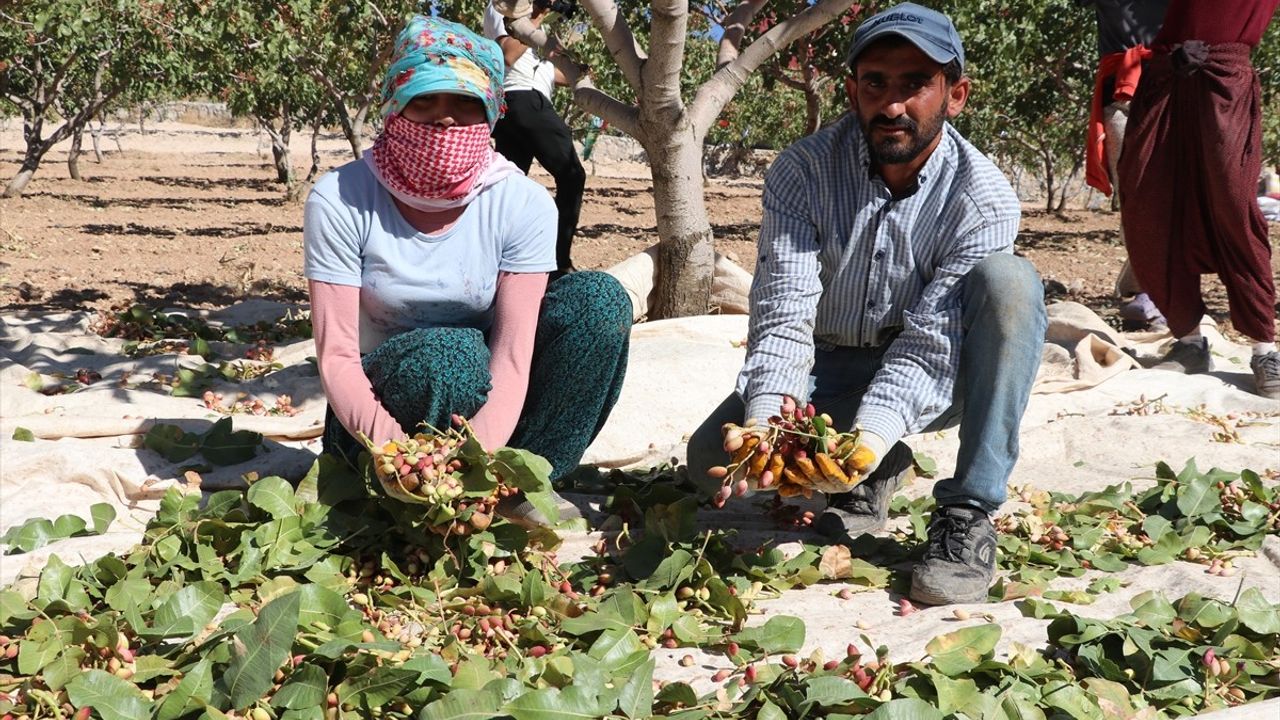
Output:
[
  {"xmin": 866, "ymin": 300, "xmax": 876, "ymax": 309},
  {"xmin": 873, "ymin": 250, "xmax": 885, "ymax": 261}
]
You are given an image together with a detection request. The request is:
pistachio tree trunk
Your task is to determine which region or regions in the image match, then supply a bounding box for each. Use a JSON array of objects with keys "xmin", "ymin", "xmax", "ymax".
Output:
[
  {"xmin": 509, "ymin": 0, "xmax": 857, "ymax": 317},
  {"xmin": 646, "ymin": 126, "xmax": 716, "ymax": 318},
  {"xmin": 259, "ymin": 115, "xmax": 294, "ymax": 186},
  {"xmin": 67, "ymin": 128, "xmax": 84, "ymax": 181}
]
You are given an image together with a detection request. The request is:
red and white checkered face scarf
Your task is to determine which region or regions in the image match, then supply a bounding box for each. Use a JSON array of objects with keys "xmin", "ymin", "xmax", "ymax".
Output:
[{"xmin": 367, "ymin": 113, "xmax": 518, "ymax": 211}]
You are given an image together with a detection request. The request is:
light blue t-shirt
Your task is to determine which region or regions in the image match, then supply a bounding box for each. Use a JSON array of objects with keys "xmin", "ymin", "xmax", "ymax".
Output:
[{"xmin": 303, "ymin": 159, "xmax": 557, "ymax": 353}]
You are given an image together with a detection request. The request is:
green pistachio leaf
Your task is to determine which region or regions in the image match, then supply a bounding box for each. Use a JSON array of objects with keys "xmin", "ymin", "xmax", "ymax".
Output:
[
  {"xmin": 732, "ymin": 615, "xmax": 805, "ymax": 654},
  {"xmin": 200, "ymin": 417, "xmax": 262, "ymax": 466},
  {"xmin": 863, "ymin": 698, "xmax": 944, "ymax": 720},
  {"xmin": 66, "ymin": 669, "xmax": 154, "ymax": 720},
  {"xmin": 144, "ymin": 423, "xmax": 202, "ymax": 462},
  {"xmin": 339, "ymin": 665, "xmax": 417, "ymax": 709},
  {"xmin": 220, "ymin": 590, "xmax": 302, "ymax": 708},
  {"xmin": 246, "ymin": 475, "xmax": 298, "ymax": 518},
  {"xmin": 419, "ymin": 688, "xmax": 504, "ymax": 720},
  {"xmin": 804, "ymin": 676, "xmax": 869, "ymax": 706},
  {"xmin": 925, "ymin": 624, "xmax": 1002, "ymax": 676},
  {"xmin": 616, "ymin": 656, "xmax": 655, "ymax": 719},
  {"xmin": 504, "ymin": 684, "xmax": 612, "ymax": 720},
  {"xmin": 1236, "ymin": 587, "xmax": 1280, "ymax": 634},
  {"xmin": 156, "ymin": 655, "xmax": 213, "ymax": 717},
  {"xmin": 144, "ymin": 581, "xmax": 225, "ymax": 640},
  {"xmin": 1175, "ymin": 471, "xmax": 1217, "ymax": 518}
]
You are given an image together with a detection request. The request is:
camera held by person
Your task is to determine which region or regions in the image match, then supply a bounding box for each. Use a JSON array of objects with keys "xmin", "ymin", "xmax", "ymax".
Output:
[
  {"xmin": 533, "ymin": 0, "xmax": 578, "ymax": 18},
  {"xmin": 492, "ymin": 0, "xmax": 577, "ymax": 19}
]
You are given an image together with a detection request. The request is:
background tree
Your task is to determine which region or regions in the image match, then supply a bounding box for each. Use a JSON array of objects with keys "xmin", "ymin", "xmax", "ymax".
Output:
[
  {"xmin": 275, "ymin": 0, "xmax": 430, "ymax": 160},
  {"xmin": 715, "ymin": 1, "xmax": 872, "ymax": 137},
  {"xmin": 200, "ymin": 0, "xmax": 333, "ymax": 190},
  {"xmin": 931, "ymin": 0, "xmax": 1094, "ymax": 212},
  {"xmin": 0, "ymin": 0, "xmax": 194, "ymax": 197},
  {"xmin": 507, "ymin": 0, "xmax": 864, "ymax": 318}
]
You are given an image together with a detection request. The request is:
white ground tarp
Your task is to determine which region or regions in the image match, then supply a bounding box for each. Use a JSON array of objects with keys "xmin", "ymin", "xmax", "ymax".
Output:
[{"xmin": 1, "ymin": 291, "xmax": 1277, "ymax": 717}]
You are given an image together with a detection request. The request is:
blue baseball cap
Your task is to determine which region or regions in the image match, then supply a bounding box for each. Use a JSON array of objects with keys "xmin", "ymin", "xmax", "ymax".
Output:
[{"xmin": 846, "ymin": 3, "xmax": 965, "ymax": 73}]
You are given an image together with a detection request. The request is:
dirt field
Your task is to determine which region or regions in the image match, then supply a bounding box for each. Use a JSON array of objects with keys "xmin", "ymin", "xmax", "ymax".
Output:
[{"xmin": 1, "ymin": 120, "xmax": 1276, "ymax": 341}]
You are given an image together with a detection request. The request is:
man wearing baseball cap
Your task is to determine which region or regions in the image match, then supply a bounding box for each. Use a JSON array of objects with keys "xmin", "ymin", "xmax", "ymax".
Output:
[{"xmin": 688, "ymin": 3, "xmax": 1047, "ymax": 605}]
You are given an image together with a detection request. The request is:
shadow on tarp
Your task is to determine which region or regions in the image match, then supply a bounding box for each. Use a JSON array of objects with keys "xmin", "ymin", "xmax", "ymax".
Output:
[
  {"xmin": 122, "ymin": 415, "xmax": 322, "ymax": 492},
  {"xmin": 2, "ymin": 281, "xmax": 307, "ymax": 313}
]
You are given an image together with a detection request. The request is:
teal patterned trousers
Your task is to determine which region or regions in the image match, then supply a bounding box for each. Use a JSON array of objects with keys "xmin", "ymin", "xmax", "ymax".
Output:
[{"xmin": 323, "ymin": 271, "xmax": 632, "ymax": 480}]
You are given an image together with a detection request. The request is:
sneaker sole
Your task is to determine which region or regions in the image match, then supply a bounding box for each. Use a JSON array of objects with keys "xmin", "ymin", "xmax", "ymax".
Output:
[
  {"xmin": 815, "ymin": 512, "xmax": 886, "ymax": 540},
  {"xmin": 908, "ymin": 584, "xmax": 989, "ymax": 606}
]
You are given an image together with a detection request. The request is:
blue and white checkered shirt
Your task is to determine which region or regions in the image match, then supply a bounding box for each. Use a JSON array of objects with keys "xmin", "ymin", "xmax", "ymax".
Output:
[{"xmin": 737, "ymin": 113, "xmax": 1021, "ymax": 447}]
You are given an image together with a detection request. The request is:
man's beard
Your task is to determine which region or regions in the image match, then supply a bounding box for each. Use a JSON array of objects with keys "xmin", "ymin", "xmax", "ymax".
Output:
[{"xmin": 862, "ymin": 103, "xmax": 946, "ymax": 165}]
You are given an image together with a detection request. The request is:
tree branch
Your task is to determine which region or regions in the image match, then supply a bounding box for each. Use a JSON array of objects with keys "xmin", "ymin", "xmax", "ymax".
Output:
[
  {"xmin": 570, "ymin": 83, "xmax": 641, "ymax": 138},
  {"xmin": 715, "ymin": 0, "xmax": 767, "ymax": 69},
  {"xmin": 43, "ymin": 49, "xmax": 87, "ymax": 112},
  {"xmin": 643, "ymin": 0, "xmax": 690, "ymax": 110},
  {"xmin": 0, "ymin": 58, "xmax": 35, "ymax": 111},
  {"xmin": 39, "ymin": 63, "xmax": 124, "ymax": 156},
  {"xmin": 690, "ymin": 0, "xmax": 857, "ymax": 137},
  {"xmin": 580, "ymin": 0, "xmax": 645, "ymax": 91},
  {"xmin": 497, "ymin": 16, "xmax": 641, "ymax": 137}
]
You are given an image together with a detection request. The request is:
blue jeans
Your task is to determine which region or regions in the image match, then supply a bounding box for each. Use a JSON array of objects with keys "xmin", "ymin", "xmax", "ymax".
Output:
[{"xmin": 687, "ymin": 254, "xmax": 1047, "ymax": 513}]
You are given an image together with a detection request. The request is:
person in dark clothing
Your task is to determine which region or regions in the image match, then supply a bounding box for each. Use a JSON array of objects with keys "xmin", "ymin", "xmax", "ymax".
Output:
[
  {"xmin": 1116, "ymin": 0, "xmax": 1279, "ymax": 399},
  {"xmin": 1078, "ymin": 0, "xmax": 1171, "ymax": 330},
  {"xmin": 484, "ymin": 1, "xmax": 586, "ymax": 274}
]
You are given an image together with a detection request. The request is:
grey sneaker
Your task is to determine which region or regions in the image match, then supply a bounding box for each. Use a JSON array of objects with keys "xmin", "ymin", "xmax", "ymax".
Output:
[
  {"xmin": 1252, "ymin": 351, "xmax": 1280, "ymax": 400},
  {"xmin": 496, "ymin": 490, "xmax": 583, "ymax": 528},
  {"xmin": 1153, "ymin": 337, "xmax": 1212, "ymax": 374},
  {"xmin": 815, "ymin": 442, "xmax": 914, "ymax": 541},
  {"xmin": 909, "ymin": 505, "xmax": 997, "ymax": 605}
]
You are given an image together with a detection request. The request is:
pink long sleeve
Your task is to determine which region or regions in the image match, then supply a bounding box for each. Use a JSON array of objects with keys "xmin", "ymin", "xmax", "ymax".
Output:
[
  {"xmin": 468, "ymin": 271, "xmax": 547, "ymax": 449},
  {"xmin": 309, "ymin": 279, "xmax": 404, "ymax": 446}
]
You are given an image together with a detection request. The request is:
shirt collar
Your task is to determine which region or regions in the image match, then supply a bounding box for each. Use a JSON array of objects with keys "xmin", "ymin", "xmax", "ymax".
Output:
[{"xmin": 848, "ymin": 116, "xmax": 956, "ymax": 196}]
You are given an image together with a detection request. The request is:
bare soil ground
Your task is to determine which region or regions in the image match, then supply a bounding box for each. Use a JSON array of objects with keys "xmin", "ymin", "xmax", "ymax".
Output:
[{"xmin": 1, "ymin": 121, "xmax": 1276, "ymax": 341}]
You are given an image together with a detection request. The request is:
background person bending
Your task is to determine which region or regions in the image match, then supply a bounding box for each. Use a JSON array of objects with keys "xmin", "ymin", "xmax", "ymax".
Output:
[
  {"xmin": 1077, "ymin": 0, "xmax": 1170, "ymax": 330},
  {"xmin": 484, "ymin": 0, "xmax": 586, "ymax": 275}
]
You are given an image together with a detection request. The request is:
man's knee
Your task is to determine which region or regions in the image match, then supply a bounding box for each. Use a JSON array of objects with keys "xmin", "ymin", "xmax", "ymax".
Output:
[{"xmin": 964, "ymin": 254, "xmax": 1046, "ymax": 328}]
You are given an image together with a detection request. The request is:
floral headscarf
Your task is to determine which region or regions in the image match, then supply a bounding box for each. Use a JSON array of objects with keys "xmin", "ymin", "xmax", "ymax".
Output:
[{"xmin": 380, "ymin": 15, "xmax": 506, "ymax": 128}]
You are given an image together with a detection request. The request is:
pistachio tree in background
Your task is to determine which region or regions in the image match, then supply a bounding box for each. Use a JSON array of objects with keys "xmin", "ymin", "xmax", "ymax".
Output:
[
  {"xmin": 714, "ymin": 1, "xmax": 874, "ymax": 138},
  {"xmin": 931, "ymin": 0, "xmax": 1094, "ymax": 211},
  {"xmin": 0, "ymin": 0, "xmax": 194, "ymax": 197},
  {"xmin": 507, "ymin": 0, "xmax": 863, "ymax": 318},
  {"xmin": 196, "ymin": 0, "xmax": 330, "ymax": 189},
  {"xmin": 273, "ymin": 0, "xmax": 431, "ymax": 160}
]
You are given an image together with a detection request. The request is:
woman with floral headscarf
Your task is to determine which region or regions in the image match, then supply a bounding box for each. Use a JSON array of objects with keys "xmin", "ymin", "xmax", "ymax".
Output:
[{"xmin": 304, "ymin": 16, "xmax": 632, "ymax": 526}]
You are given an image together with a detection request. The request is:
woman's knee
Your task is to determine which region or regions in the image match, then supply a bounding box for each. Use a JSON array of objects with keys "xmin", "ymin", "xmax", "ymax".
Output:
[
  {"xmin": 362, "ymin": 327, "xmax": 490, "ymax": 414},
  {"xmin": 364, "ymin": 327, "xmax": 488, "ymax": 375},
  {"xmin": 544, "ymin": 271, "xmax": 634, "ymax": 340}
]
